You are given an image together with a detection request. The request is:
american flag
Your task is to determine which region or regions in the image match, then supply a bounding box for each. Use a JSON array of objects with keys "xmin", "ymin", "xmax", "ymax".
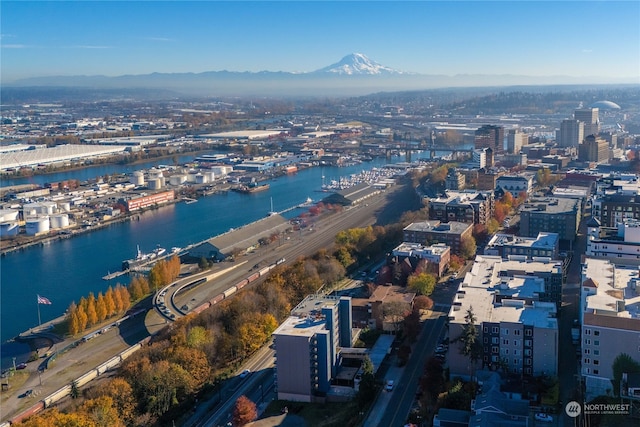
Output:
[{"xmin": 37, "ymin": 295, "xmax": 52, "ymax": 305}]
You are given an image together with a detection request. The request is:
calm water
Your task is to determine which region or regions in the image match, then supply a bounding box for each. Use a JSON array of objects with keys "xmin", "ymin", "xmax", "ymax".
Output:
[{"xmin": 0, "ymin": 156, "xmax": 402, "ymax": 348}]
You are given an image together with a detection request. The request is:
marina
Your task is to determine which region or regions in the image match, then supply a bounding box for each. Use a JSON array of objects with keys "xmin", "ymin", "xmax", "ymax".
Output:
[{"xmin": 0, "ymin": 155, "xmax": 404, "ymax": 347}]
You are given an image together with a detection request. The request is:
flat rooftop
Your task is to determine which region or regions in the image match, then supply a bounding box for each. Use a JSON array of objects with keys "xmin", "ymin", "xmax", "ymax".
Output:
[
  {"xmin": 521, "ymin": 197, "xmax": 579, "ymax": 214},
  {"xmin": 449, "ymin": 255, "xmax": 558, "ymax": 328},
  {"xmin": 582, "ymin": 257, "xmax": 640, "ymax": 319},
  {"xmin": 404, "ymin": 220, "xmax": 472, "ymax": 235}
]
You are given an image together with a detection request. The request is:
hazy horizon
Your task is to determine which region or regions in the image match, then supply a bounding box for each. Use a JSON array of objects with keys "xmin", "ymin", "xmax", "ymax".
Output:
[{"xmin": 2, "ymin": 1, "xmax": 639, "ymax": 84}]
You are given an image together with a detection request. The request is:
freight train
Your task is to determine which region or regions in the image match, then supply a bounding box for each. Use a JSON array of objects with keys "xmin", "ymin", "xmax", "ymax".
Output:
[{"xmin": 190, "ymin": 257, "xmax": 285, "ymax": 315}]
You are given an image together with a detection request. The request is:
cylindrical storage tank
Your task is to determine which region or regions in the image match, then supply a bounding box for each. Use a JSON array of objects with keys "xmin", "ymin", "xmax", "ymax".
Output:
[
  {"xmin": 0, "ymin": 209, "xmax": 19, "ymax": 222},
  {"xmin": 147, "ymin": 179, "xmax": 161, "ymax": 190},
  {"xmin": 159, "ymin": 176, "xmax": 166, "ymax": 187},
  {"xmin": 0, "ymin": 222, "xmax": 19, "ymax": 237},
  {"xmin": 187, "ymin": 173, "xmax": 198, "ymax": 183},
  {"xmin": 131, "ymin": 171, "xmax": 145, "ymax": 186},
  {"xmin": 50, "ymin": 214, "xmax": 70, "ymax": 229},
  {"xmin": 169, "ymin": 175, "xmax": 187, "ymax": 186},
  {"xmin": 195, "ymin": 173, "xmax": 207, "ymax": 184},
  {"xmin": 204, "ymin": 171, "xmax": 216, "ymax": 182},
  {"xmin": 41, "ymin": 201, "xmax": 57, "ymax": 215},
  {"xmin": 58, "ymin": 202, "xmax": 71, "ymax": 212},
  {"xmin": 26, "ymin": 216, "xmax": 50, "ymax": 235},
  {"xmin": 148, "ymin": 168, "xmax": 163, "ymax": 179}
]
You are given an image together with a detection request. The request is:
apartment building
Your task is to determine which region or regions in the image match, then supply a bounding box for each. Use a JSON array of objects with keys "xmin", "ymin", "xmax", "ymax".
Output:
[
  {"xmin": 427, "ymin": 190, "xmax": 494, "ymax": 225},
  {"xmin": 484, "ymin": 232, "xmax": 560, "ymax": 260},
  {"xmin": 519, "ymin": 197, "xmax": 581, "ymax": 242},
  {"xmin": 448, "ymin": 255, "xmax": 559, "ymax": 380},
  {"xmin": 403, "ymin": 220, "xmax": 473, "ymax": 255},
  {"xmin": 495, "ymin": 174, "xmax": 534, "ymax": 195},
  {"xmin": 391, "ymin": 242, "xmax": 451, "ymax": 277},
  {"xmin": 586, "ymin": 218, "xmax": 640, "ymax": 261},
  {"xmin": 273, "ymin": 295, "xmax": 352, "ymax": 402},
  {"xmin": 580, "ymin": 258, "xmax": 640, "ymax": 400}
]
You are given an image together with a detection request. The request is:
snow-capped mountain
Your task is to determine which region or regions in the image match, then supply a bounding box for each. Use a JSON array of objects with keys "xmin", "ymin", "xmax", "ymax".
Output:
[{"xmin": 313, "ymin": 53, "xmax": 404, "ymax": 75}]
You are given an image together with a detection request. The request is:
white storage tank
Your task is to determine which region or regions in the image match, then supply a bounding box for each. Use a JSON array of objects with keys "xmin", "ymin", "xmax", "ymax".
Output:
[
  {"xmin": 0, "ymin": 209, "xmax": 19, "ymax": 222},
  {"xmin": 195, "ymin": 173, "xmax": 208, "ymax": 184},
  {"xmin": 169, "ymin": 175, "xmax": 187, "ymax": 186},
  {"xmin": 26, "ymin": 216, "xmax": 50, "ymax": 235},
  {"xmin": 50, "ymin": 213, "xmax": 70, "ymax": 229},
  {"xmin": 0, "ymin": 221, "xmax": 19, "ymax": 237},
  {"xmin": 148, "ymin": 168, "xmax": 164, "ymax": 179},
  {"xmin": 41, "ymin": 201, "xmax": 57, "ymax": 215},
  {"xmin": 204, "ymin": 171, "xmax": 216, "ymax": 182},
  {"xmin": 187, "ymin": 173, "xmax": 198, "ymax": 183},
  {"xmin": 147, "ymin": 179, "xmax": 162, "ymax": 190},
  {"xmin": 131, "ymin": 171, "xmax": 145, "ymax": 186},
  {"xmin": 58, "ymin": 201, "xmax": 71, "ymax": 212}
]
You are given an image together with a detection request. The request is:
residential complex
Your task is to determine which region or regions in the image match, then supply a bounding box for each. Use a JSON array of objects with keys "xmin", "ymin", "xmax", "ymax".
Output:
[
  {"xmin": 426, "ymin": 190, "xmax": 494, "ymax": 225},
  {"xmin": 519, "ymin": 197, "xmax": 581, "ymax": 242},
  {"xmin": 580, "ymin": 258, "xmax": 640, "ymax": 400},
  {"xmin": 273, "ymin": 295, "xmax": 352, "ymax": 402},
  {"xmin": 448, "ymin": 255, "xmax": 560, "ymax": 379},
  {"xmin": 403, "ymin": 220, "xmax": 473, "ymax": 254},
  {"xmin": 484, "ymin": 232, "xmax": 560, "ymax": 260}
]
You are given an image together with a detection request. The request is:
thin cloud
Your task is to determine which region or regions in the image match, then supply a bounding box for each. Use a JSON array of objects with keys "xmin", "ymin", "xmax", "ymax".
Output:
[
  {"xmin": 67, "ymin": 45, "xmax": 114, "ymax": 49},
  {"xmin": 582, "ymin": 49, "xmax": 593, "ymax": 53},
  {"xmin": 1, "ymin": 44, "xmax": 32, "ymax": 49},
  {"xmin": 0, "ymin": 34, "xmax": 17, "ymax": 40},
  {"xmin": 144, "ymin": 37, "xmax": 174, "ymax": 42}
]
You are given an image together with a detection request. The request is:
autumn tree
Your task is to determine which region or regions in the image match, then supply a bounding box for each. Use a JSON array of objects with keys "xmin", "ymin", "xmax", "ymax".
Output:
[
  {"xmin": 80, "ymin": 395, "xmax": 125, "ymax": 427},
  {"xmin": 68, "ymin": 302, "xmax": 80, "ymax": 335},
  {"xmin": 86, "ymin": 292, "xmax": 98, "ymax": 326},
  {"xmin": 117, "ymin": 284, "xmax": 131, "ymax": 312},
  {"xmin": 232, "ymin": 395, "xmax": 257, "ymax": 427},
  {"xmin": 382, "ymin": 301, "xmax": 408, "ymax": 333},
  {"xmin": 414, "ymin": 295, "xmax": 434, "ymax": 312},
  {"xmin": 460, "ymin": 235, "xmax": 477, "ymax": 260},
  {"xmin": 101, "ymin": 378, "xmax": 137, "ymax": 426},
  {"xmin": 96, "ymin": 292, "xmax": 107, "ymax": 322},
  {"xmin": 77, "ymin": 304, "xmax": 88, "ymax": 332},
  {"xmin": 104, "ymin": 286, "xmax": 116, "ymax": 317},
  {"xmin": 407, "ymin": 272, "xmax": 436, "ymax": 296}
]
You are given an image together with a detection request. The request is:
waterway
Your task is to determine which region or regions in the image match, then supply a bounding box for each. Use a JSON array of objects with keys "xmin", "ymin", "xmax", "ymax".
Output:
[{"xmin": 0, "ymin": 155, "xmax": 405, "ymax": 354}]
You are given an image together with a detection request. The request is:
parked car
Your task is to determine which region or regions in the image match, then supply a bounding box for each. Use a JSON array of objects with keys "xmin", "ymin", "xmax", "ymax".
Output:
[
  {"xmin": 534, "ymin": 413, "xmax": 553, "ymax": 422},
  {"xmin": 16, "ymin": 363, "xmax": 27, "ymax": 370},
  {"xmin": 239, "ymin": 369, "xmax": 251, "ymax": 379},
  {"xmin": 385, "ymin": 380, "xmax": 394, "ymax": 391}
]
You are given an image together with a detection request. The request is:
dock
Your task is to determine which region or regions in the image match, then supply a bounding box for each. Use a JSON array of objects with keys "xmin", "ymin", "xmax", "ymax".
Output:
[{"xmin": 102, "ymin": 270, "xmax": 129, "ymax": 281}]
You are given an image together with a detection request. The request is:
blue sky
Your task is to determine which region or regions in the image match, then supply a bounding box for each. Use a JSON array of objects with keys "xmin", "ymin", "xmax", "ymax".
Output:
[{"xmin": 2, "ymin": 1, "xmax": 639, "ymax": 82}]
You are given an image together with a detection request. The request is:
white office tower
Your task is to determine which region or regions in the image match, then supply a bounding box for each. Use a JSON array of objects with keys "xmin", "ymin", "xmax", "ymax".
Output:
[
  {"xmin": 558, "ymin": 119, "xmax": 584, "ymax": 148},
  {"xmin": 507, "ymin": 129, "xmax": 529, "ymax": 154},
  {"xmin": 575, "ymin": 108, "xmax": 600, "ymax": 138}
]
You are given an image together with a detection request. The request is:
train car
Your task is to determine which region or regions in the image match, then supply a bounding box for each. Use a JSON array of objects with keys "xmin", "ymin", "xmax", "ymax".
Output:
[
  {"xmin": 191, "ymin": 302, "xmax": 210, "ymax": 315},
  {"xmin": 222, "ymin": 286, "xmax": 237, "ymax": 299},
  {"xmin": 247, "ymin": 272, "xmax": 260, "ymax": 282},
  {"xmin": 75, "ymin": 369, "xmax": 98, "ymax": 388},
  {"xmin": 43, "ymin": 384, "xmax": 72, "ymax": 407},
  {"xmin": 235, "ymin": 278, "xmax": 249, "ymax": 290},
  {"xmin": 10, "ymin": 401, "xmax": 45, "ymax": 424},
  {"xmin": 276, "ymin": 257, "xmax": 286, "ymax": 265},
  {"xmin": 210, "ymin": 294, "xmax": 225, "ymax": 305},
  {"xmin": 258, "ymin": 266, "xmax": 271, "ymax": 276}
]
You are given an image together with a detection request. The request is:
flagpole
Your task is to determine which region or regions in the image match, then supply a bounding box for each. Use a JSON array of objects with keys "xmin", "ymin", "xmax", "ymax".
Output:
[{"xmin": 37, "ymin": 295, "xmax": 42, "ymax": 326}]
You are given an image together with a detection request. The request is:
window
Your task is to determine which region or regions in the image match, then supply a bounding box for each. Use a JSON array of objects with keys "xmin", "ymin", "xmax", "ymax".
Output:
[
  {"xmin": 524, "ymin": 349, "xmax": 532, "ymax": 356},
  {"xmin": 525, "ymin": 359, "xmax": 532, "ymax": 365},
  {"xmin": 513, "ymin": 358, "xmax": 519, "ymax": 365},
  {"xmin": 594, "ymin": 350, "xmax": 599, "ymax": 356},
  {"xmin": 514, "ymin": 340, "xmax": 519, "ymax": 346},
  {"xmin": 483, "ymin": 326, "xmax": 488, "ymax": 333},
  {"xmin": 594, "ymin": 369, "xmax": 599, "ymax": 375},
  {"xmin": 484, "ymin": 337, "xmax": 489, "ymax": 343},
  {"xmin": 585, "ymin": 358, "xmax": 591, "ymax": 364},
  {"xmin": 492, "ymin": 347, "xmax": 499, "ymax": 354},
  {"xmin": 503, "ymin": 339, "xmax": 509, "ymax": 345},
  {"xmin": 584, "ymin": 349, "xmax": 590, "ymax": 355},
  {"xmin": 594, "ymin": 360, "xmax": 599, "ymax": 365},
  {"xmin": 594, "ymin": 340, "xmax": 599, "ymax": 346},
  {"xmin": 502, "ymin": 328, "xmax": 509, "ymax": 335},
  {"xmin": 492, "ymin": 327, "xmax": 499, "ymax": 334},
  {"xmin": 585, "ymin": 339, "xmax": 591, "ymax": 345},
  {"xmin": 504, "ymin": 349, "xmax": 510, "ymax": 355},
  {"xmin": 585, "ymin": 329, "xmax": 591, "ymax": 335},
  {"xmin": 492, "ymin": 337, "xmax": 499, "ymax": 344},
  {"xmin": 514, "ymin": 330, "xmax": 521, "ymax": 336},
  {"xmin": 514, "ymin": 349, "xmax": 519, "ymax": 356},
  {"xmin": 525, "ymin": 330, "xmax": 532, "ymax": 337}
]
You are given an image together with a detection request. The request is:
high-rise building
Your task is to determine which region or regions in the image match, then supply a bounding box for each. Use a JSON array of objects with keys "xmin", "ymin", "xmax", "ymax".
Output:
[
  {"xmin": 558, "ymin": 119, "xmax": 584, "ymax": 148},
  {"xmin": 273, "ymin": 295, "xmax": 352, "ymax": 402},
  {"xmin": 507, "ymin": 129, "xmax": 529, "ymax": 154},
  {"xmin": 579, "ymin": 135, "xmax": 609, "ymax": 163},
  {"xmin": 475, "ymin": 125, "xmax": 505, "ymax": 153},
  {"xmin": 575, "ymin": 108, "xmax": 600, "ymax": 137}
]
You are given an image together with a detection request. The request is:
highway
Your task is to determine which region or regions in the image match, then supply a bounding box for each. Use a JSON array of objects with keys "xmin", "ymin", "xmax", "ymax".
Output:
[{"xmin": 1, "ymin": 184, "xmax": 402, "ymax": 424}]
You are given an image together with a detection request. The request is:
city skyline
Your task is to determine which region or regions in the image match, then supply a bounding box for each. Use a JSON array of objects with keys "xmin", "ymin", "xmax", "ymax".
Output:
[{"xmin": 2, "ymin": 1, "xmax": 639, "ymax": 84}]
